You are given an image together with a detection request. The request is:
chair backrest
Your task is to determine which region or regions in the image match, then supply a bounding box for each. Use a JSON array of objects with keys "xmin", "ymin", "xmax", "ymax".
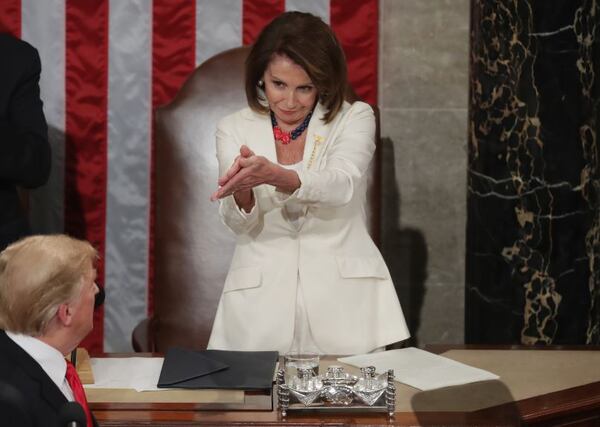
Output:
[{"xmin": 152, "ymin": 46, "xmax": 381, "ymax": 352}]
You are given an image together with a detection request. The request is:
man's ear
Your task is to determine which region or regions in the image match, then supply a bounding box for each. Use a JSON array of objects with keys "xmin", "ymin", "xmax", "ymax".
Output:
[{"xmin": 56, "ymin": 303, "xmax": 73, "ymax": 327}]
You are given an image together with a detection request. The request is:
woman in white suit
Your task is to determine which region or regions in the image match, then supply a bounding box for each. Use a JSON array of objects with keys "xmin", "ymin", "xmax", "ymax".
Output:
[{"xmin": 208, "ymin": 11, "xmax": 409, "ymax": 355}]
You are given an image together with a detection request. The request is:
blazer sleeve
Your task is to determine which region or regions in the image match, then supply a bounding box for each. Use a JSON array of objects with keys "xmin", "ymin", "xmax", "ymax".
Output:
[
  {"xmin": 283, "ymin": 101, "xmax": 376, "ymax": 207},
  {"xmin": 0, "ymin": 43, "xmax": 51, "ymax": 188},
  {"xmin": 215, "ymin": 114, "xmax": 262, "ymax": 235}
]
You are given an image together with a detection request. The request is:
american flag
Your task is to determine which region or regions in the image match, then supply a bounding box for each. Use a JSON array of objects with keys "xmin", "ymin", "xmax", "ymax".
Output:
[{"xmin": 0, "ymin": 0, "xmax": 379, "ymax": 353}]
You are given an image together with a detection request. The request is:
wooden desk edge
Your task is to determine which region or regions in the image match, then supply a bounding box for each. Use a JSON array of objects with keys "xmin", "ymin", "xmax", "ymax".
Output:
[{"xmin": 90, "ymin": 348, "xmax": 600, "ymax": 426}]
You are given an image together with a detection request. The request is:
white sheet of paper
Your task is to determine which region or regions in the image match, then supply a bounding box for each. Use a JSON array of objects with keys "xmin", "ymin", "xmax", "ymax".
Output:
[
  {"xmin": 338, "ymin": 347, "xmax": 499, "ymax": 391},
  {"xmin": 85, "ymin": 357, "xmax": 164, "ymax": 392}
]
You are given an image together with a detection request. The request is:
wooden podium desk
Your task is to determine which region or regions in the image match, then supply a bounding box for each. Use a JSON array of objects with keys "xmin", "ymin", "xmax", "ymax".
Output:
[{"xmin": 89, "ymin": 346, "xmax": 600, "ymax": 426}]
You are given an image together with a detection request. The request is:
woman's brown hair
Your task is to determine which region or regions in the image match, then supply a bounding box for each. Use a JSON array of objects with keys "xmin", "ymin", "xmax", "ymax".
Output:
[{"xmin": 245, "ymin": 11, "xmax": 347, "ymax": 123}]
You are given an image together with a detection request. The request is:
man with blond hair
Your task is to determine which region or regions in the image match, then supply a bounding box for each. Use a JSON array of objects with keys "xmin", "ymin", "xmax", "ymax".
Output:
[{"xmin": 0, "ymin": 234, "xmax": 99, "ymax": 426}]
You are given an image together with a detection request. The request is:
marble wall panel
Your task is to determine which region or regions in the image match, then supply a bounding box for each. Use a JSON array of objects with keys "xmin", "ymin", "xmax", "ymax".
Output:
[
  {"xmin": 466, "ymin": 0, "xmax": 600, "ymax": 344},
  {"xmin": 380, "ymin": 109, "xmax": 468, "ymax": 345},
  {"xmin": 380, "ymin": 0, "xmax": 470, "ymax": 345},
  {"xmin": 381, "ymin": 0, "xmax": 470, "ymax": 109}
]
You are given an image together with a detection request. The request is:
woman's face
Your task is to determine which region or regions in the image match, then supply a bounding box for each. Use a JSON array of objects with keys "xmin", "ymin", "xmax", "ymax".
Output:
[{"xmin": 262, "ymin": 53, "xmax": 318, "ymax": 129}]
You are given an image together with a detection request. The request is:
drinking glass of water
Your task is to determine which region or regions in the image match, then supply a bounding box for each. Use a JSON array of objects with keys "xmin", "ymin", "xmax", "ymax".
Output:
[{"xmin": 283, "ymin": 353, "xmax": 320, "ymax": 386}]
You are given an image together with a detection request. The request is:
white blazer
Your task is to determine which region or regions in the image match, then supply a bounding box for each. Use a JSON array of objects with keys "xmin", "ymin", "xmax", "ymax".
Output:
[{"xmin": 207, "ymin": 101, "xmax": 410, "ymax": 354}]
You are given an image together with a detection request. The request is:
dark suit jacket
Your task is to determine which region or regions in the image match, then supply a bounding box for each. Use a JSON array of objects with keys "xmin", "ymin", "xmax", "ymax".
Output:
[
  {"xmin": 0, "ymin": 330, "xmax": 98, "ymax": 427},
  {"xmin": 0, "ymin": 33, "xmax": 50, "ymax": 251}
]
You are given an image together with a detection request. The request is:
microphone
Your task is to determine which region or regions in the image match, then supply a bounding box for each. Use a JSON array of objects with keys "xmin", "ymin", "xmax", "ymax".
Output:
[
  {"xmin": 0, "ymin": 381, "xmax": 32, "ymax": 427},
  {"xmin": 58, "ymin": 401, "xmax": 87, "ymax": 427}
]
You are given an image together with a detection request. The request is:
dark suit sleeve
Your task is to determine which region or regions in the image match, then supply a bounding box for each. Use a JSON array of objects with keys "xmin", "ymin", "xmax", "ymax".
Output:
[{"xmin": 0, "ymin": 45, "xmax": 50, "ymax": 188}]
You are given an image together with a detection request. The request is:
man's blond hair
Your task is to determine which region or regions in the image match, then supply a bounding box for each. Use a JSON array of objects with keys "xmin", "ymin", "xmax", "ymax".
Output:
[{"xmin": 0, "ymin": 234, "xmax": 97, "ymax": 335}]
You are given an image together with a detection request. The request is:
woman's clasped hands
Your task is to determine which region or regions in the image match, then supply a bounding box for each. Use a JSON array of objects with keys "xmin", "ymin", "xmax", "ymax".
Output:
[{"xmin": 210, "ymin": 145, "xmax": 273, "ymax": 202}]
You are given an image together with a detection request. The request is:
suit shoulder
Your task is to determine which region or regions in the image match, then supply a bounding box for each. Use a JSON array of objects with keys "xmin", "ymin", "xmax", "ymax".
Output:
[
  {"xmin": 0, "ymin": 33, "xmax": 40, "ymax": 78},
  {"xmin": 330, "ymin": 101, "xmax": 375, "ymax": 129},
  {"xmin": 218, "ymin": 107, "xmax": 263, "ymax": 130},
  {"xmin": 0, "ymin": 33, "xmax": 38, "ymax": 60},
  {"xmin": 345, "ymin": 101, "xmax": 374, "ymax": 116}
]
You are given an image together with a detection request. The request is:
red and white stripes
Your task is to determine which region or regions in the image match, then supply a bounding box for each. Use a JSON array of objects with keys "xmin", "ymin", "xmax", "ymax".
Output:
[{"xmin": 0, "ymin": 0, "xmax": 378, "ymax": 352}]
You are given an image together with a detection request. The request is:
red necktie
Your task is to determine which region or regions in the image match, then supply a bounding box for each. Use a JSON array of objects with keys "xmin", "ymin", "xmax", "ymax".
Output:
[{"xmin": 65, "ymin": 360, "xmax": 93, "ymax": 427}]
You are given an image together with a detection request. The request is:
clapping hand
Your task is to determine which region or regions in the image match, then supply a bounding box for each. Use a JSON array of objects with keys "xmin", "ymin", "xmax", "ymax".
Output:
[{"xmin": 210, "ymin": 145, "xmax": 272, "ymax": 201}]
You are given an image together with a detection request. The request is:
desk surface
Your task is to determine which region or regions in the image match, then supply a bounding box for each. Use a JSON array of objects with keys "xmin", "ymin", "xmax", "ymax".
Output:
[{"xmin": 90, "ymin": 346, "xmax": 600, "ymax": 426}]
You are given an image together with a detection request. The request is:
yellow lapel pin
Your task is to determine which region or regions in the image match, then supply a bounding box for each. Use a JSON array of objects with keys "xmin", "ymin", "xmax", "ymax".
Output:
[{"xmin": 307, "ymin": 134, "xmax": 324, "ymax": 169}]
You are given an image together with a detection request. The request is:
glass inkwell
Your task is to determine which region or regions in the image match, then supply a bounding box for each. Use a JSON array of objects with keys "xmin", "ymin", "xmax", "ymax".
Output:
[
  {"xmin": 277, "ymin": 361, "xmax": 396, "ymax": 417},
  {"xmin": 320, "ymin": 365, "xmax": 357, "ymax": 405},
  {"xmin": 353, "ymin": 366, "xmax": 389, "ymax": 406}
]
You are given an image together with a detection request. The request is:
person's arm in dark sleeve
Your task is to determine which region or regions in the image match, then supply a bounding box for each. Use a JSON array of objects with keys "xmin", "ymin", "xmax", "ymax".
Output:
[{"xmin": 0, "ymin": 46, "xmax": 50, "ymax": 188}]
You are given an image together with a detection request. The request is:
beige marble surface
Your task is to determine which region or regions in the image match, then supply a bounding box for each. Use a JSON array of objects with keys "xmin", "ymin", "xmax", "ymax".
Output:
[
  {"xmin": 379, "ymin": 0, "xmax": 470, "ymax": 345},
  {"xmin": 338, "ymin": 349, "xmax": 600, "ymax": 412}
]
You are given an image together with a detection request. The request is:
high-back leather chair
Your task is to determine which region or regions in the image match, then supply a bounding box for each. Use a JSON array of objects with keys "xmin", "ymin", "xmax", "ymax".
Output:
[{"xmin": 132, "ymin": 46, "xmax": 381, "ymax": 352}]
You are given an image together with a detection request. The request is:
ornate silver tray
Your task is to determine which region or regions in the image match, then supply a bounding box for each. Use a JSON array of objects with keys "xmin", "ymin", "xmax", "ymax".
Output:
[{"xmin": 276, "ymin": 365, "xmax": 395, "ymax": 417}]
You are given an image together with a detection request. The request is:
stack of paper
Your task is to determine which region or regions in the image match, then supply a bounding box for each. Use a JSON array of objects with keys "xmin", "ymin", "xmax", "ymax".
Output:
[
  {"xmin": 87, "ymin": 349, "xmax": 279, "ymax": 392},
  {"xmin": 338, "ymin": 347, "xmax": 499, "ymax": 391}
]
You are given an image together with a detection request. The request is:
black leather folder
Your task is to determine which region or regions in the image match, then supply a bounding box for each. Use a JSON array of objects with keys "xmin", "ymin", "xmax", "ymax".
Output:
[
  {"xmin": 157, "ymin": 348, "xmax": 278, "ymax": 391},
  {"xmin": 157, "ymin": 347, "xmax": 229, "ymax": 386}
]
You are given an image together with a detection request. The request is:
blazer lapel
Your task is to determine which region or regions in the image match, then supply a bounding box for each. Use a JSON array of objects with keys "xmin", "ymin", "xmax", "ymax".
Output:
[
  {"xmin": 243, "ymin": 103, "xmax": 332, "ymax": 168},
  {"xmin": 303, "ymin": 102, "xmax": 333, "ymax": 171},
  {"xmin": 0, "ymin": 331, "xmax": 67, "ymax": 412},
  {"xmin": 241, "ymin": 109, "xmax": 277, "ymax": 162}
]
